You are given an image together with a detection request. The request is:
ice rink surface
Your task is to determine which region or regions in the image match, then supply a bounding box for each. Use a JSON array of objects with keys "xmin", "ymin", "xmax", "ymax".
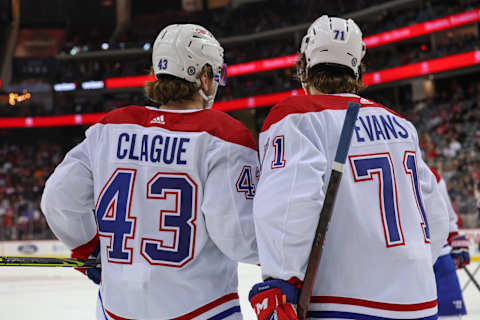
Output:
[{"xmin": 0, "ymin": 262, "xmax": 479, "ymax": 320}]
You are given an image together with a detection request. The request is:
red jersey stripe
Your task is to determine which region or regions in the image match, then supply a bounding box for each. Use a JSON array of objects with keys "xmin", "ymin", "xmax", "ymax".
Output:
[
  {"xmin": 429, "ymin": 167, "xmax": 442, "ymax": 183},
  {"xmin": 105, "ymin": 309, "xmax": 133, "ymax": 320},
  {"xmin": 97, "ymin": 106, "xmax": 256, "ymax": 151},
  {"xmin": 310, "ymin": 296, "xmax": 437, "ymax": 311},
  {"xmin": 104, "ymin": 293, "xmax": 239, "ymax": 320},
  {"xmin": 261, "ymin": 95, "xmax": 404, "ymax": 133},
  {"xmin": 171, "ymin": 293, "xmax": 239, "ymax": 320}
]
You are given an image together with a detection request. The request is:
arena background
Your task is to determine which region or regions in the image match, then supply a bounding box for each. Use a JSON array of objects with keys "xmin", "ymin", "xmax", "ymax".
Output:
[{"xmin": 0, "ymin": 0, "xmax": 479, "ymax": 319}]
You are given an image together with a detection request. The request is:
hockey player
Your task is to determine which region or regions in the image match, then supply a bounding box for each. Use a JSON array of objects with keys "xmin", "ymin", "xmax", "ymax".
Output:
[
  {"xmin": 41, "ymin": 24, "xmax": 259, "ymax": 320},
  {"xmin": 249, "ymin": 16, "xmax": 449, "ymax": 320},
  {"xmin": 430, "ymin": 168, "xmax": 469, "ymax": 319}
]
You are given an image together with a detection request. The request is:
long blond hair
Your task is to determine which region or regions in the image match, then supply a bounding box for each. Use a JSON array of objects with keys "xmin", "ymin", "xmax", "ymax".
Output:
[{"xmin": 144, "ymin": 65, "xmax": 213, "ymax": 105}]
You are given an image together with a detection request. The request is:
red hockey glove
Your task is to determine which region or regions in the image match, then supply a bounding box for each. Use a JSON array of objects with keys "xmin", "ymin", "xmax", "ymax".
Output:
[
  {"xmin": 449, "ymin": 233, "xmax": 470, "ymax": 269},
  {"xmin": 249, "ymin": 279, "xmax": 299, "ymax": 320}
]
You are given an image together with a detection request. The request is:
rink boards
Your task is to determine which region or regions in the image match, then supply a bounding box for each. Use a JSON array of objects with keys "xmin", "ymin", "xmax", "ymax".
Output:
[
  {"xmin": 1, "ymin": 229, "xmax": 480, "ymax": 260},
  {"xmin": 0, "ymin": 238, "xmax": 479, "ymax": 319}
]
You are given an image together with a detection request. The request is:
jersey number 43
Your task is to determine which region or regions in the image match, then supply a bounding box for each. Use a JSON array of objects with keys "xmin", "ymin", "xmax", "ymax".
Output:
[{"xmin": 95, "ymin": 168, "xmax": 197, "ymax": 268}]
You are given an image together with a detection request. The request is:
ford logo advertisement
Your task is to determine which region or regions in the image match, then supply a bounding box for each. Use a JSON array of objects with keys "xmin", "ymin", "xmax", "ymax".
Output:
[{"xmin": 18, "ymin": 244, "xmax": 38, "ymax": 255}]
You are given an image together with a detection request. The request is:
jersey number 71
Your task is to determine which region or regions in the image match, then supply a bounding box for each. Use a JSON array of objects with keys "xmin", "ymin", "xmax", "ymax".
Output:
[{"xmin": 349, "ymin": 151, "xmax": 430, "ymax": 248}]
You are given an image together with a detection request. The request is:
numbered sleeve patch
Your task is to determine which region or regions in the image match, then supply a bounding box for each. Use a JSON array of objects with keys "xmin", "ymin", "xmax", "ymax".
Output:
[
  {"xmin": 271, "ymin": 135, "xmax": 286, "ymax": 169},
  {"xmin": 236, "ymin": 166, "xmax": 256, "ymax": 199}
]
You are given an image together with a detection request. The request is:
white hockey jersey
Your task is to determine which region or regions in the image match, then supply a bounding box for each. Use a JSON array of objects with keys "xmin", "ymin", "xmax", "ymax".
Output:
[
  {"xmin": 41, "ymin": 106, "xmax": 259, "ymax": 320},
  {"xmin": 430, "ymin": 168, "xmax": 460, "ymax": 256},
  {"xmin": 254, "ymin": 94, "xmax": 449, "ymax": 320}
]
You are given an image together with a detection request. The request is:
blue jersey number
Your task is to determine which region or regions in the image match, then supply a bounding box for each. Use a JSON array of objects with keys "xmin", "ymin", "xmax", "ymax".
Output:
[
  {"xmin": 141, "ymin": 173, "xmax": 197, "ymax": 267},
  {"xmin": 349, "ymin": 152, "xmax": 430, "ymax": 247},
  {"xmin": 404, "ymin": 151, "xmax": 430, "ymax": 243},
  {"xmin": 271, "ymin": 135, "xmax": 286, "ymax": 169},
  {"xmin": 350, "ymin": 153, "xmax": 404, "ymax": 247},
  {"xmin": 236, "ymin": 166, "xmax": 255, "ymax": 199},
  {"xmin": 96, "ymin": 169, "xmax": 197, "ymax": 267},
  {"xmin": 96, "ymin": 169, "xmax": 137, "ymax": 263}
]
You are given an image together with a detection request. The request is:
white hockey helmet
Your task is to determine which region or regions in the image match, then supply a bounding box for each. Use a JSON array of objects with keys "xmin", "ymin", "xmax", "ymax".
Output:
[
  {"xmin": 152, "ymin": 24, "xmax": 226, "ymax": 107},
  {"xmin": 300, "ymin": 15, "xmax": 366, "ymax": 79}
]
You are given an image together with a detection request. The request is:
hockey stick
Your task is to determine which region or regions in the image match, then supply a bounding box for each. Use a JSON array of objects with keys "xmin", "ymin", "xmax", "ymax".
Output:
[
  {"xmin": 462, "ymin": 263, "xmax": 480, "ymax": 291},
  {"xmin": 0, "ymin": 256, "xmax": 100, "ymax": 268},
  {"xmin": 463, "ymin": 265, "xmax": 480, "ymax": 292},
  {"xmin": 297, "ymin": 102, "xmax": 360, "ymax": 320}
]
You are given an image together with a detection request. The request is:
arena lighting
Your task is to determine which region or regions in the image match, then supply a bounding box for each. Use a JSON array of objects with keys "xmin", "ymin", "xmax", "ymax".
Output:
[
  {"xmin": 227, "ymin": 54, "xmax": 299, "ymax": 77},
  {"xmin": 105, "ymin": 75, "xmax": 154, "ymax": 89},
  {"xmin": 70, "ymin": 47, "xmax": 79, "ymax": 55},
  {"xmin": 81, "ymin": 80, "xmax": 104, "ymax": 90},
  {"xmin": 53, "ymin": 82, "xmax": 76, "ymax": 92},
  {"xmin": 362, "ymin": 50, "xmax": 480, "ymax": 85},
  {"xmin": 363, "ymin": 8, "xmax": 480, "ymax": 48},
  {"xmin": 213, "ymin": 89, "xmax": 303, "ymax": 112},
  {"xmin": 0, "ymin": 113, "xmax": 106, "ymax": 129},
  {"xmin": 102, "ymin": 8, "xmax": 480, "ymax": 88},
  {"xmin": 104, "ymin": 54, "xmax": 300, "ymax": 89},
  {"xmin": 8, "ymin": 91, "xmax": 32, "ymax": 106},
  {"xmin": 4, "ymin": 50, "xmax": 480, "ymax": 128}
]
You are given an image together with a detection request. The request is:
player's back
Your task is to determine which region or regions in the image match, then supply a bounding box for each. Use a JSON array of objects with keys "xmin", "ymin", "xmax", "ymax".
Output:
[
  {"xmin": 255, "ymin": 94, "xmax": 448, "ymax": 319},
  {"xmin": 75, "ymin": 106, "xmax": 258, "ymax": 319}
]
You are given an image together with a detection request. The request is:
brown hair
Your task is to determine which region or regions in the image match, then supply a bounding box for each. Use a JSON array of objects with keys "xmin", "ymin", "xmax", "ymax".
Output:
[
  {"xmin": 144, "ymin": 65, "xmax": 214, "ymax": 105},
  {"xmin": 296, "ymin": 53, "xmax": 364, "ymax": 94}
]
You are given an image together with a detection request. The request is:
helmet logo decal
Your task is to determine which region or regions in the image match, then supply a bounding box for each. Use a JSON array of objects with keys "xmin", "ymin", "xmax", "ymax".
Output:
[
  {"xmin": 187, "ymin": 66, "xmax": 196, "ymax": 75},
  {"xmin": 195, "ymin": 28, "xmax": 212, "ymax": 38},
  {"xmin": 351, "ymin": 57, "xmax": 358, "ymax": 67}
]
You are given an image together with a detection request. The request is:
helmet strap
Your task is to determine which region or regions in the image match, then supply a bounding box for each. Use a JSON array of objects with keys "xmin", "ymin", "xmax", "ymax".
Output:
[
  {"xmin": 300, "ymin": 69, "xmax": 311, "ymax": 95},
  {"xmin": 199, "ymin": 84, "xmax": 218, "ymax": 109}
]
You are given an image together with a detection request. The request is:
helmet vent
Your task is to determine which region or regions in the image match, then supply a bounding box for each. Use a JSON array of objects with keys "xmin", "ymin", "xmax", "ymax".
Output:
[{"xmin": 188, "ymin": 41, "xmax": 192, "ymax": 47}]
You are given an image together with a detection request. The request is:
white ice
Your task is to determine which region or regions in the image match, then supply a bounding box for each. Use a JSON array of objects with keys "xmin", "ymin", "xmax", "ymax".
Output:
[{"xmin": 0, "ymin": 263, "xmax": 479, "ymax": 319}]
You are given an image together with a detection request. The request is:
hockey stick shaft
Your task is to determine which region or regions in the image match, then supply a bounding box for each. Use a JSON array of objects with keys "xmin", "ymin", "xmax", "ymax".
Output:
[
  {"xmin": 463, "ymin": 265, "xmax": 480, "ymax": 292},
  {"xmin": 0, "ymin": 256, "xmax": 100, "ymax": 268},
  {"xmin": 462, "ymin": 263, "xmax": 480, "ymax": 291},
  {"xmin": 297, "ymin": 102, "xmax": 360, "ymax": 320}
]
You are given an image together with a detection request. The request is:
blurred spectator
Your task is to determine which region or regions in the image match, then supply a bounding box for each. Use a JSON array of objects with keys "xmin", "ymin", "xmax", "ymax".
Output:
[
  {"xmin": 0, "ymin": 141, "xmax": 62, "ymax": 240},
  {"xmin": 3, "ymin": 0, "xmax": 480, "ymax": 241}
]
